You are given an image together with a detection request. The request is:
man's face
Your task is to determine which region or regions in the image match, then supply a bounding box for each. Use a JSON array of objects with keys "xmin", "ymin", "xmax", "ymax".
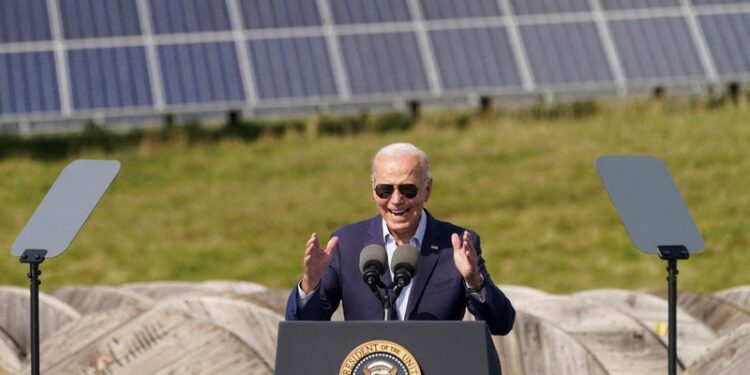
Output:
[{"xmin": 372, "ymin": 154, "xmax": 432, "ymax": 242}]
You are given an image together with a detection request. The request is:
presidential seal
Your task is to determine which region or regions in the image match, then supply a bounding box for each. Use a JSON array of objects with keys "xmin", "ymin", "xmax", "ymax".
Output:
[{"xmin": 339, "ymin": 340, "xmax": 421, "ymax": 375}]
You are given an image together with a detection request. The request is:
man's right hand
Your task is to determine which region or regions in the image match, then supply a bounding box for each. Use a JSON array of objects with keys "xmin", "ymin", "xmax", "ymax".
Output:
[{"xmin": 301, "ymin": 232, "xmax": 339, "ymax": 294}]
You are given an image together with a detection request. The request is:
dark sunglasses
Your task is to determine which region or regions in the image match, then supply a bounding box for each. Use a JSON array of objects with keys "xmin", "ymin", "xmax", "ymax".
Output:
[{"xmin": 374, "ymin": 184, "xmax": 419, "ymax": 199}]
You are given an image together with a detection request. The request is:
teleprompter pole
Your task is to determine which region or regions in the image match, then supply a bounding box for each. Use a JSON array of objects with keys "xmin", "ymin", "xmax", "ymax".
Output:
[
  {"xmin": 20, "ymin": 249, "xmax": 47, "ymax": 375},
  {"xmin": 658, "ymin": 245, "xmax": 689, "ymax": 375}
]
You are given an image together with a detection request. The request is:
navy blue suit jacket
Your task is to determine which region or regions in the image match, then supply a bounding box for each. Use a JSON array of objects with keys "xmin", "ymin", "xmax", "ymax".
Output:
[{"xmin": 285, "ymin": 211, "xmax": 515, "ymax": 335}]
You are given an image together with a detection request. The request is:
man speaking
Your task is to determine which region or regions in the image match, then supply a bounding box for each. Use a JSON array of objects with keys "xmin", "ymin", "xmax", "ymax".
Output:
[{"xmin": 285, "ymin": 143, "xmax": 515, "ymax": 335}]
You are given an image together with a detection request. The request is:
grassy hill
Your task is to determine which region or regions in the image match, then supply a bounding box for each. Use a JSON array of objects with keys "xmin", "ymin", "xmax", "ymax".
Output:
[{"xmin": 1, "ymin": 99, "xmax": 749, "ymax": 293}]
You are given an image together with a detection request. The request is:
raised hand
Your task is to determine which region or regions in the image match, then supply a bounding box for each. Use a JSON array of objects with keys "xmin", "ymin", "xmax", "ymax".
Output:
[
  {"xmin": 301, "ymin": 232, "xmax": 339, "ymax": 293},
  {"xmin": 451, "ymin": 231, "xmax": 482, "ymax": 288}
]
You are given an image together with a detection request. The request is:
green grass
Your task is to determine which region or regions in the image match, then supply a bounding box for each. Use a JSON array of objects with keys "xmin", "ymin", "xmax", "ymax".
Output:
[{"xmin": 1, "ymin": 99, "xmax": 749, "ymax": 293}]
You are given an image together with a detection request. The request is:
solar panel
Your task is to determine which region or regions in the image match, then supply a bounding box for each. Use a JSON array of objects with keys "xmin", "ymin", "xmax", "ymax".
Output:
[
  {"xmin": 3, "ymin": 0, "xmax": 750, "ymax": 125},
  {"xmin": 0, "ymin": 0, "xmax": 51, "ymax": 43},
  {"xmin": 67, "ymin": 47, "xmax": 153, "ymax": 109},
  {"xmin": 60, "ymin": 0, "xmax": 141, "ymax": 39},
  {"xmin": 608, "ymin": 17, "xmax": 705, "ymax": 80},
  {"xmin": 329, "ymin": 0, "xmax": 412, "ymax": 24},
  {"xmin": 429, "ymin": 27, "xmax": 521, "ymax": 90},
  {"xmin": 158, "ymin": 42, "xmax": 245, "ymax": 105},
  {"xmin": 510, "ymin": 0, "xmax": 590, "ymax": 15},
  {"xmin": 521, "ymin": 22, "xmax": 613, "ymax": 85},
  {"xmin": 149, "ymin": 0, "xmax": 231, "ymax": 34},
  {"xmin": 339, "ymin": 32, "xmax": 429, "ymax": 95},
  {"xmin": 249, "ymin": 37, "xmax": 338, "ymax": 100},
  {"xmin": 239, "ymin": 0, "xmax": 321, "ymax": 29},
  {"xmin": 0, "ymin": 51, "xmax": 60, "ymax": 114},
  {"xmin": 691, "ymin": 0, "xmax": 750, "ymax": 5},
  {"xmin": 419, "ymin": 0, "xmax": 502, "ymax": 20},
  {"xmin": 699, "ymin": 12, "xmax": 750, "ymax": 76},
  {"xmin": 599, "ymin": 0, "xmax": 680, "ymax": 10}
]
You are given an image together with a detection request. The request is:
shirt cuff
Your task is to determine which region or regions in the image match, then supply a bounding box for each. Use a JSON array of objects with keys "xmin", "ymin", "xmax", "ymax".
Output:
[
  {"xmin": 468, "ymin": 287, "xmax": 487, "ymax": 303},
  {"xmin": 464, "ymin": 275, "xmax": 487, "ymax": 303},
  {"xmin": 296, "ymin": 281, "xmax": 319, "ymax": 308}
]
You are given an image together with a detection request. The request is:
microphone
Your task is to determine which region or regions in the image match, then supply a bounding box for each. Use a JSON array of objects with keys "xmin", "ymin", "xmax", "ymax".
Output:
[
  {"xmin": 391, "ymin": 244, "xmax": 420, "ymax": 289},
  {"xmin": 359, "ymin": 244, "xmax": 387, "ymax": 289}
]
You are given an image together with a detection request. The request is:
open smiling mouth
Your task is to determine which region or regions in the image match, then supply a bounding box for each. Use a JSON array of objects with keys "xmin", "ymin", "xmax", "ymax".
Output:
[{"xmin": 389, "ymin": 208, "xmax": 410, "ymax": 217}]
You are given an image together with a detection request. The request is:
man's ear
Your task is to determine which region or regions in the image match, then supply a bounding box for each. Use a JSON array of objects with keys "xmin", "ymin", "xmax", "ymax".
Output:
[{"xmin": 424, "ymin": 178, "xmax": 432, "ymax": 202}]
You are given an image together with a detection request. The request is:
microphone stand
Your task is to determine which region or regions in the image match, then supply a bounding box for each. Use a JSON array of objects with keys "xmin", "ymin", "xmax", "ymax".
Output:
[
  {"xmin": 366, "ymin": 271, "xmax": 411, "ymax": 321},
  {"xmin": 383, "ymin": 289, "xmax": 394, "ymax": 321},
  {"xmin": 384, "ymin": 281, "xmax": 407, "ymax": 321},
  {"xmin": 363, "ymin": 276, "xmax": 391, "ymax": 320}
]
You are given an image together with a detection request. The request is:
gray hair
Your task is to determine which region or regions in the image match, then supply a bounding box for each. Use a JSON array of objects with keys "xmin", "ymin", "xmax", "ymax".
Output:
[{"xmin": 371, "ymin": 143, "xmax": 431, "ymax": 182}]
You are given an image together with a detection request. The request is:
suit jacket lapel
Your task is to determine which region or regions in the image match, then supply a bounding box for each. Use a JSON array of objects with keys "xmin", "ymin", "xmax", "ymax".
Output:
[
  {"xmin": 365, "ymin": 214, "xmax": 385, "ymax": 247},
  {"xmin": 405, "ymin": 212, "xmax": 441, "ymax": 319}
]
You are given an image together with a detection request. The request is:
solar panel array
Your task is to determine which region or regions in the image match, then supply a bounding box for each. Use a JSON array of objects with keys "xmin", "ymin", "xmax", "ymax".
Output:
[{"xmin": 1, "ymin": 0, "xmax": 749, "ymax": 126}]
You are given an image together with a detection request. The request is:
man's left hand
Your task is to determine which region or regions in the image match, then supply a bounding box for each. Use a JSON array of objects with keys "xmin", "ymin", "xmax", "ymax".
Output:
[{"xmin": 451, "ymin": 231, "xmax": 482, "ymax": 288}]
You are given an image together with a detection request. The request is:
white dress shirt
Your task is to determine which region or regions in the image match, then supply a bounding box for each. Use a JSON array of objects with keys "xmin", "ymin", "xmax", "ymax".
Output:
[{"xmin": 382, "ymin": 209, "xmax": 427, "ymax": 320}]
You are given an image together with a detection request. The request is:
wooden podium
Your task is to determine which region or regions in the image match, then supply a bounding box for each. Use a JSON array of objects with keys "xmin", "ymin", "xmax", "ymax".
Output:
[{"xmin": 275, "ymin": 321, "xmax": 501, "ymax": 374}]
